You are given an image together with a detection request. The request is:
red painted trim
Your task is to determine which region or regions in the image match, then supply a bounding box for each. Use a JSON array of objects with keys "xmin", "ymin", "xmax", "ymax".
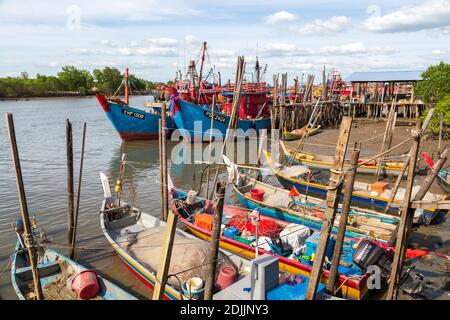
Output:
[
  {"xmin": 119, "ymin": 132, "xmax": 160, "ymax": 141},
  {"xmin": 96, "ymin": 93, "xmax": 110, "ymax": 112}
]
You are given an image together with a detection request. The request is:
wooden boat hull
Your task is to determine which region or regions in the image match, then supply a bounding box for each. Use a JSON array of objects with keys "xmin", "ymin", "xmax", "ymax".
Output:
[
  {"xmin": 171, "ymin": 98, "xmax": 271, "ymax": 140},
  {"xmin": 284, "ymin": 126, "xmax": 321, "ymax": 141},
  {"xmin": 437, "ymin": 169, "xmax": 450, "ymax": 194},
  {"xmin": 280, "ymin": 141, "xmax": 412, "ymax": 176},
  {"xmin": 170, "ymin": 188, "xmax": 369, "ymax": 300},
  {"xmin": 11, "ymin": 241, "xmax": 137, "ymax": 300},
  {"xmin": 231, "ymin": 180, "xmax": 399, "ymax": 242},
  {"xmin": 96, "ymin": 94, "xmax": 176, "ymax": 141}
]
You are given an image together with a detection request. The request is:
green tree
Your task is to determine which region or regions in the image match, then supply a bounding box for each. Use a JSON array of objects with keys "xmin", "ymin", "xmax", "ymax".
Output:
[
  {"xmin": 93, "ymin": 67, "xmax": 123, "ymax": 94},
  {"xmin": 57, "ymin": 66, "xmax": 94, "ymax": 94},
  {"xmin": 417, "ymin": 62, "xmax": 450, "ymax": 135}
]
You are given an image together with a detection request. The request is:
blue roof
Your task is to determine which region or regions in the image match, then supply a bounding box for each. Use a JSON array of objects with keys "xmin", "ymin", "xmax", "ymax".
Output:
[{"xmin": 345, "ymin": 70, "xmax": 424, "ymax": 83}]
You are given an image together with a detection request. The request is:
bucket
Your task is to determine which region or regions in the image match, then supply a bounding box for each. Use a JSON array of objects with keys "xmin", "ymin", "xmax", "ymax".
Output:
[
  {"xmin": 250, "ymin": 188, "xmax": 265, "ymax": 201},
  {"xmin": 216, "ymin": 265, "xmax": 237, "ymax": 290},
  {"xmin": 70, "ymin": 270, "xmax": 100, "ymax": 300},
  {"xmin": 182, "ymin": 277, "xmax": 204, "ymax": 300}
]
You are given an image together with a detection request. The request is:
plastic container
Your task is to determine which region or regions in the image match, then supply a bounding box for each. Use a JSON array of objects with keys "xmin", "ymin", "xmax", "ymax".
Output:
[
  {"xmin": 182, "ymin": 277, "xmax": 205, "ymax": 300},
  {"xmin": 70, "ymin": 270, "xmax": 100, "ymax": 300},
  {"xmin": 250, "ymin": 188, "xmax": 265, "ymax": 201},
  {"xmin": 223, "ymin": 226, "xmax": 239, "ymax": 239},
  {"xmin": 194, "ymin": 213, "xmax": 214, "ymax": 231},
  {"xmin": 216, "ymin": 265, "xmax": 238, "ymax": 290}
]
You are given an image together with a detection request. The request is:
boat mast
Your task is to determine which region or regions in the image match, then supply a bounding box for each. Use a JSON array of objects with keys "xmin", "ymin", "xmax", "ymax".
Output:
[
  {"xmin": 197, "ymin": 42, "xmax": 207, "ymax": 101},
  {"xmin": 255, "ymin": 56, "xmax": 260, "ymax": 83},
  {"xmin": 124, "ymin": 68, "xmax": 129, "ymax": 106}
]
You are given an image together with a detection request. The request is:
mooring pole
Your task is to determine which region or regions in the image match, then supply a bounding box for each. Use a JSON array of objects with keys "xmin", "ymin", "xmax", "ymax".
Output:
[
  {"xmin": 152, "ymin": 210, "xmax": 178, "ymax": 300},
  {"xmin": 204, "ymin": 180, "xmax": 226, "ymax": 300},
  {"xmin": 306, "ymin": 116, "xmax": 353, "ymax": 300},
  {"xmin": 386, "ymin": 109, "xmax": 434, "ymax": 300},
  {"xmin": 384, "ymin": 155, "xmax": 410, "ymax": 215},
  {"xmin": 161, "ymin": 102, "xmax": 169, "ymax": 222},
  {"xmin": 326, "ymin": 143, "xmax": 360, "ymax": 293},
  {"xmin": 205, "ymin": 95, "xmax": 216, "ymax": 199},
  {"xmin": 70, "ymin": 122, "xmax": 87, "ymax": 260},
  {"xmin": 5, "ymin": 112, "xmax": 44, "ymax": 300},
  {"xmin": 66, "ymin": 119, "xmax": 74, "ymax": 244},
  {"xmin": 159, "ymin": 119, "xmax": 164, "ymax": 220},
  {"xmin": 438, "ymin": 112, "xmax": 443, "ymax": 156}
]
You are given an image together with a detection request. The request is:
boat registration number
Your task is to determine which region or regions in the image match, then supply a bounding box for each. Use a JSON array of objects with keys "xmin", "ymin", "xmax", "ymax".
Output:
[
  {"xmin": 122, "ymin": 109, "xmax": 145, "ymax": 120},
  {"xmin": 204, "ymin": 111, "xmax": 226, "ymax": 124}
]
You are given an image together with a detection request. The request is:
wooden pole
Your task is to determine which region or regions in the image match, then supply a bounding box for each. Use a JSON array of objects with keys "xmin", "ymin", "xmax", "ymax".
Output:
[
  {"xmin": 384, "ymin": 155, "xmax": 410, "ymax": 215},
  {"xmin": 326, "ymin": 143, "xmax": 360, "ymax": 293},
  {"xmin": 70, "ymin": 122, "xmax": 86, "ymax": 260},
  {"xmin": 66, "ymin": 119, "xmax": 74, "ymax": 245},
  {"xmin": 152, "ymin": 210, "xmax": 179, "ymax": 300},
  {"xmin": 205, "ymin": 95, "xmax": 216, "ymax": 199},
  {"xmin": 204, "ymin": 180, "xmax": 226, "ymax": 300},
  {"xmin": 161, "ymin": 102, "xmax": 169, "ymax": 222},
  {"xmin": 414, "ymin": 148, "xmax": 448, "ymax": 202},
  {"xmin": 159, "ymin": 119, "xmax": 164, "ymax": 219},
  {"xmin": 386, "ymin": 109, "xmax": 434, "ymax": 300},
  {"xmin": 438, "ymin": 112, "xmax": 444, "ymax": 156},
  {"xmin": 5, "ymin": 112, "xmax": 44, "ymax": 300},
  {"xmin": 306, "ymin": 117, "xmax": 353, "ymax": 300}
]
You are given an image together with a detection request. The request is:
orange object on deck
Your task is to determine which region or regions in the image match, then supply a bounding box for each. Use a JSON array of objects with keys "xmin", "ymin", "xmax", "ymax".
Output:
[
  {"xmin": 370, "ymin": 182, "xmax": 389, "ymax": 194},
  {"xmin": 194, "ymin": 213, "xmax": 214, "ymax": 231}
]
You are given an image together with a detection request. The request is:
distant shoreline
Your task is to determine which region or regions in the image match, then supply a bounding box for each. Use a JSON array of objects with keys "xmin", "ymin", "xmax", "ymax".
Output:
[{"xmin": 0, "ymin": 93, "xmax": 153, "ymax": 102}]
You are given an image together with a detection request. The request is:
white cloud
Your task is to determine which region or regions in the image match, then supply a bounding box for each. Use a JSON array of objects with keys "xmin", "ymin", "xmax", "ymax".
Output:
[
  {"xmin": 316, "ymin": 42, "xmax": 396, "ymax": 55},
  {"xmin": 292, "ymin": 16, "xmax": 351, "ymax": 35},
  {"xmin": 264, "ymin": 11, "xmax": 296, "ymax": 24},
  {"xmin": 147, "ymin": 38, "xmax": 179, "ymax": 47},
  {"xmin": 363, "ymin": 0, "xmax": 450, "ymax": 33}
]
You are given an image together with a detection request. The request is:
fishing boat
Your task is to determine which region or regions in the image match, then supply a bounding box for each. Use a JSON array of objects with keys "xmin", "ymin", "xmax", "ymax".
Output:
[
  {"xmin": 264, "ymin": 150, "xmax": 449, "ymax": 225},
  {"xmin": 283, "ymin": 125, "xmax": 321, "ymax": 141},
  {"xmin": 280, "ymin": 141, "xmax": 423, "ymax": 176},
  {"xmin": 170, "ymin": 89, "xmax": 272, "ymax": 141},
  {"xmin": 169, "ymin": 186, "xmax": 374, "ymax": 300},
  {"xmin": 96, "ymin": 69, "xmax": 176, "ymax": 141},
  {"xmin": 437, "ymin": 167, "xmax": 450, "ymax": 194},
  {"xmin": 98, "ymin": 173, "xmax": 258, "ymax": 300},
  {"xmin": 230, "ymin": 174, "xmax": 399, "ymax": 242},
  {"xmin": 11, "ymin": 240, "xmax": 137, "ymax": 300}
]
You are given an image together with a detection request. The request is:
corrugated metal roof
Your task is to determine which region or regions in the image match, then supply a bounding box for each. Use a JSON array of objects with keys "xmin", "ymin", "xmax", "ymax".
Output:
[{"xmin": 345, "ymin": 70, "xmax": 424, "ymax": 82}]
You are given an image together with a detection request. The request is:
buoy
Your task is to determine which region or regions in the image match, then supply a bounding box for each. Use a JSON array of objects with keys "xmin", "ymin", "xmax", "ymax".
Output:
[{"xmin": 216, "ymin": 265, "xmax": 238, "ymax": 290}]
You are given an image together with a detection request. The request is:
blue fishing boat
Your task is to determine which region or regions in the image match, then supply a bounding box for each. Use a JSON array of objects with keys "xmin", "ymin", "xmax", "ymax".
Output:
[
  {"xmin": 96, "ymin": 93, "xmax": 175, "ymax": 140},
  {"xmin": 96, "ymin": 68, "xmax": 175, "ymax": 141},
  {"xmin": 263, "ymin": 150, "xmax": 449, "ymax": 225},
  {"xmin": 11, "ymin": 240, "xmax": 137, "ymax": 300},
  {"xmin": 171, "ymin": 98, "xmax": 271, "ymax": 141}
]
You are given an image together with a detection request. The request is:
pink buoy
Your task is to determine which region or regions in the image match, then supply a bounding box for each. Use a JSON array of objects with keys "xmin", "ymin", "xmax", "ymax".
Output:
[
  {"xmin": 215, "ymin": 265, "xmax": 237, "ymax": 290},
  {"xmin": 70, "ymin": 270, "xmax": 100, "ymax": 299}
]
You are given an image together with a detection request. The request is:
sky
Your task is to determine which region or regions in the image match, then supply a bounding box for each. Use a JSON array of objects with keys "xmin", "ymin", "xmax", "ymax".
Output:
[{"xmin": 0, "ymin": 0, "xmax": 449, "ymax": 83}]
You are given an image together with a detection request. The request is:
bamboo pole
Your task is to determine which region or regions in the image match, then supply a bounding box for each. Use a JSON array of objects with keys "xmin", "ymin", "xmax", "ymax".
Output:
[
  {"xmin": 306, "ymin": 117, "xmax": 353, "ymax": 300},
  {"xmin": 66, "ymin": 119, "xmax": 74, "ymax": 244},
  {"xmin": 438, "ymin": 112, "xmax": 444, "ymax": 156},
  {"xmin": 152, "ymin": 210, "xmax": 178, "ymax": 300},
  {"xmin": 204, "ymin": 180, "xmax": 226, "ymax": 300},
  {"xmin": 326, "ymin": 144, "xmax": 360, "ymax": 293},
  {"xmin": 386, "ymin": 109, "xmax": 434, "ymax": 300},
  {"xmin": 5, "ymin": 112, "xmax": 44, "ymax": 300},
  {"xmin": 70, "ymin": 122, "xmax": 86, "ymax": 260},
  {"xmin": 384, "ymin": 155, "xmax": 410, "ymax": 215}
]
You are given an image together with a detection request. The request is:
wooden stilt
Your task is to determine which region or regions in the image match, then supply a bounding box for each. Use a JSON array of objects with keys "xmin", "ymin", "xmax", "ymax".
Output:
[{"xmin": 161, "ymin": 102, "xmax": 168, "ymax": 222}]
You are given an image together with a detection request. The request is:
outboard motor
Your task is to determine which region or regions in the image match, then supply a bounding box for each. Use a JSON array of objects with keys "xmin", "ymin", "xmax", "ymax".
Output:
[{"xmin": 352, "ymin": 240, "xmax": 427, "ymax": 296}]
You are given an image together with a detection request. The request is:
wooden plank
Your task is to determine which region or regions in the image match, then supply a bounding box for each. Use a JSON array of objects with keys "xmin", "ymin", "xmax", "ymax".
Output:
[
  {"xmin": 152, "ymin": 210, "xmax": 178, "ymax": 300},
  {"xmin": 306, "ymin": 116, "xmax": 353, "ymax": 300},
  {"xmin": 410, "ymin": 200, "xmax": 450, "ymax": 210}
]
